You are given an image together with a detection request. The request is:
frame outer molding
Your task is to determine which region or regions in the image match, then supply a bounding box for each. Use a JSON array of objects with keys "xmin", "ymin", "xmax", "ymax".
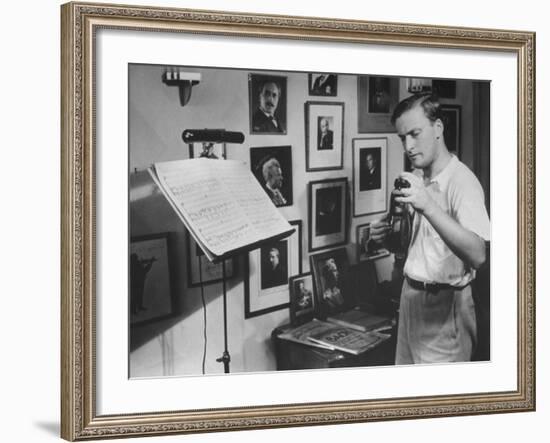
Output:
[{"xmin": 61, "ymin": 2, "xmax": 536, "ymax": 441}]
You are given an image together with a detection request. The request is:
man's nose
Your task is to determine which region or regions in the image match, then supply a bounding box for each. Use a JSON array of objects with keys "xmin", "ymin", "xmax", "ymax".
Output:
[{"xmin": 404, "ymin": 136, "xmax": 415, "ymax": 151}]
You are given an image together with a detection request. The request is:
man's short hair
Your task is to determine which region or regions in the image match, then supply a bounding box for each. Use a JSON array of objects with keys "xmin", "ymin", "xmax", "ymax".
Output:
[
  {"xmin": 390, "ymin": 93, "xmax": 442, "ymax": 125},
  {"xmin": 262, "ymin": 157, "xmax": 281, "ymax": 181},
  {"xmin": 269, "ymin": 247, "xmax": 280, "ymax": 257}
]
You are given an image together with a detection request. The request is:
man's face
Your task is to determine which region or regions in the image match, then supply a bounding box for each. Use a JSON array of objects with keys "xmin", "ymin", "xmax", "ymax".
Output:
[
  {"xmin": 366, "ymin": 153, "xmax": 375, "ymax": 170},
  {"xmin": 320, "ymin": 119, "xmax": 329, "ymax": 134},
  {"xmin": 269, "ymin": 250, "xmax": 279, "ymax": 269},
  {"xmin": 395, "ymin": 106, "xmax": 441, "ymax": 170},
  {"xmin": 267, "ymin": 160, "xmax": 283, "ymax": 189},
  {"xmin": 259, "ymin": 82, "xmax": 279, "ymax": 116}
]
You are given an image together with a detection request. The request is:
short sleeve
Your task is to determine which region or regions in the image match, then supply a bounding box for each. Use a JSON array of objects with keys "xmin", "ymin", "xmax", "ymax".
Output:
[{"xmin": 450, "ymin": 170, "xmax": 491, "ymax": 241}]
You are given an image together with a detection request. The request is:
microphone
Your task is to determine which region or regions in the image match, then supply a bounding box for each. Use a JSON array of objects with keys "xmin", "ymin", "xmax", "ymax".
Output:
[{"xmin": 182, "ymin": 129, "xmax": 245, "ymax": 144}]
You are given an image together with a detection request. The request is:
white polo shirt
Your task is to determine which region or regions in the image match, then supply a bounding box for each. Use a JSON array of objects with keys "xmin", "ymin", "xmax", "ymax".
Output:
[{"xmin": 403, "ymin": 155, "xmax": 490, "ymax": 286}]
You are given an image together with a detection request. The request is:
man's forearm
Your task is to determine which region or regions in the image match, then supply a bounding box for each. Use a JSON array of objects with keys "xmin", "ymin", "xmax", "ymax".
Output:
[{"xmin": 423, "ymin": 204, "xmax": 486, "ymax": 269}]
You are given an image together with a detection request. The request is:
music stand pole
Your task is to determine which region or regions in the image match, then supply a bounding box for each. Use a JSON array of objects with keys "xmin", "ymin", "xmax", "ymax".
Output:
[{"xmin": 215, "ymin": 260, "xmax": 231, "ymax": 373}]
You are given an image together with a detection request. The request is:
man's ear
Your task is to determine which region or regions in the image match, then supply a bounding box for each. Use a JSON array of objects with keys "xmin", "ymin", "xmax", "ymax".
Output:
[{"xmin": 434, "ymin": 118, "xmax": 444, "ymax": 139}]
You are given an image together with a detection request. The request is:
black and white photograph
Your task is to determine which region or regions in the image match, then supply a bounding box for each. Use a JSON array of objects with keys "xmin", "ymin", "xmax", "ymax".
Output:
[
  {"xmin": 310, "ymin": 248, "xmax": 351, "ymax": 317},
  {"xmin": 359, "ymin": 147, "xmax": 382, "ymax": 191},
  {"xmin": 288, "ymin": 273, "xmax": 316, "ymax": 325},
  {"xmin": 368, "ymin": 76, "xmax": 392, "ymax": 113},
  {"xmin": 186, "ymin": 233, "xmax": 234, "ymax": 288},
  {"xmin": 308, "ymin": 73, "xmax": 338, "ymax": 96},
  {"xmin": 127, "ymin": 63, "xmax": 491, "ymax": 380},
  {"xmin": 305, "ymin": 101, "xmax": 344, "ymax": 171},
  {"xmin": 407, "ymin": 77, "xmax": 432, "ymax": 93},
  {"xmin": 358, "ymin": 75, "xmax": 399, "ymax": 132},
  {"xmin": 260, "ymin": 240, "xmax": 289, "ymax": 290},
  {"xmin": 58, "ymin": 3, "xmax": 537, "ymax": 440},
  {"xmin": 353, "ymin": 137, "xmax": 388, "ymax": 216},
  {"xmin": 308, "ymin": 178, "xmax": 348, "ymax": 251},
  {"xmin": 250, "ymin": 145, "xmax": 293, "ymax": 207},
  {"xmin": 188, "ymin": 141, "xmax": 226, "ymax": 159},
  {"xmin": 356, "ymin": 223, "xmax": 390, "ymax": 262},
  {"xmin": 129, "ymin": 233, "xmax": 178, "ymax": 328},
  {"xmin": 245, "ymin": 220, "xmax": 302, "ymax": 318},
  {"xmin": 249, "ymin": 73, "xmax": 287, "ymax": 134},
  {"xmin": 317, "ymin": 116, "xmax": 334, "ymax": 150}
]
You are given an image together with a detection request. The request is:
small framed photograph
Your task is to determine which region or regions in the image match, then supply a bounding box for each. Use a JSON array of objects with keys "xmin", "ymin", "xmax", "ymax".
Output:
[
  {"xmin": 352, "ymin": 137, "xmax": 388, "ymax": 216},
  {"xmin": 130, "ymin": 233, "xmax": 178, "ymax": 327},
  {"xmin": 245, "ymin": 220, "xmax": 302, "ymax": 318},
  {"xmin": 250, "ymin": 145, "xmax": 293, "ymax": 207},
  {"xmin": 358, "ymin": 76, "xmax": 399, "ymax": 133},
  {"xmin": 440, "ymin": 104, "xmax": 462, "ymax": 156},
  {"xmin": 248, "ymin": 73, "xmax": 287, "ymax": 134},
  {"xmin": 188, "ymin": 142, "xmax": 226, "ymax": 159},
  {"xmin": 356, "ymin": 223, "xmax": 390, "ymax": 262},
  {"xmin": 433, "ymin": 79, "xmax": 457, "ymax": 98},
  {"xmin": 288, "ymin": 273, "xmax": 316, "ymax": 326},
  {"xmin": 310, "ymin": 247, "xmax": 351, "ymax": 318},
  {"xmin": 308, "ymin": 73, "xmax": 338, "ymax": 96},
  {"xmin": 406, "ymin": 77, "xmax": 433, "ymax": 93},
  {"xmin": 186, "ymin": 233, "xmax": 234, "ymax": 288},
  {"xmin": 305, "ymin": 101, "xmax": 344, "ymax": 171},
  {"xmin": 308, "ymin": 178, "xmax": 348, "ymax": 252}
]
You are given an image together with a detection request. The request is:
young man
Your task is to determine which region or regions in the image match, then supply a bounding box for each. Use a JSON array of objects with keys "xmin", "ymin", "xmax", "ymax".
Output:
[{"xmin": 371, "ymin": 93, "xmax": 490, "ymax": 364}]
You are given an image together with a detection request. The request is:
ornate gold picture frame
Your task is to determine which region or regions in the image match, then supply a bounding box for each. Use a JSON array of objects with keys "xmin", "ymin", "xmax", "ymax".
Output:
[{"xmin": 61, "ymin": 1, "xmax": 535, "ymax": 440}]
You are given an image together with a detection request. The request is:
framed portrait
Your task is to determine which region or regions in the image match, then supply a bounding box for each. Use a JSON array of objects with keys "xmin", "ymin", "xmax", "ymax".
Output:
[
  {"xmin": 305, "ymin": 101, "xmax": 345, "ymax": 171},
  {"xmin": 308, "ymin": 73, "xmax": 338, "ymax": 96},
  {"xmin": 433, "ymin": 79, "xmax": 457, "ymax": 99},
  {"xmin": 248, "ymin": 73, "xmax": 287, "ymax": 134},
  {"xmin": 129, "ymin": 233, "xmax": 178, "ymax": 327},
  {"xmin": 188, "ymin": 142, "xmax": 227, "ymax": 159},
  {"xmin": 186, "ymin": 233, "xmax": 234, "ymax": 288},
  {"xmin": 62, "ymin": 3, "xmax": 534, "ymax": 440},
  {"xmin": 356, "ymin": 223, "xmax": 390, "ymax": 262},
  {"xmin": 353, "ymin": 137, "xmax": 388, "ymax": 216},
  {"xmin": 288, "ymin": 273, "xmax": 316, "ymax": 326},
  {"xmin": 358, "ymin": 76, "xmax": 399, "ymax": 133},
  {"xmin": 309, "ymin": 248, "xmax": 351, "ymax": 318},
  {"xmin": 250, "ymin": 145, "xmax": 293, "ymax": 207},
  {"xmin": 308, "ymin": 178, "xmax": 348, "ymax": 252},
  {"xmin": 244, "ymin": 220, "xmax": 302, "ymax": 318},
  {"xmin": 440, "ymin": 104, "xmax": 462, "ymax": 157}
]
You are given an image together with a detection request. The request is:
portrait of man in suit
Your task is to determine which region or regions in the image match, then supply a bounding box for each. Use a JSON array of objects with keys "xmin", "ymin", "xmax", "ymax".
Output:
[
  {"xmin": 317, "ymin": 117, "xmax": 334, "ymax": 151},
  {"xmin": 260, "ymin": 241, "xmax": 288, "ymax": 290},
  {"xmin": 359, "ymin": 147, "xmax": 382, "ymax": 191},
  {"xmin": 249, "ymin": 74, "xmax": 287, "ymax": 134}
]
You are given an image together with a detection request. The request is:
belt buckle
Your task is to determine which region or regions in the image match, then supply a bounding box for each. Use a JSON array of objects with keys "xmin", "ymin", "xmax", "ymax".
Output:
[{"xmin": 424, "ymin": 281, "xmax": 437, "ymax": 292}]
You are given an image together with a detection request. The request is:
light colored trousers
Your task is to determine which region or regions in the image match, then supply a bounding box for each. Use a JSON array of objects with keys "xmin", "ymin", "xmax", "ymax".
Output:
[{"xmin": 395, "ymin": 279, "xmax": 477, "ymax": 364}]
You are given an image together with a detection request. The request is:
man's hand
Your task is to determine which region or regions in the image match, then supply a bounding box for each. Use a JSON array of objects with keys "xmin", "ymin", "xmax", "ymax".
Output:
[
  {"xmin": 394, "ymin": 172, "xmax": 437, "ymax": 215},
  {"xmin": 370, "ymin": 219, "xmax": 391, "ymax": 245}
]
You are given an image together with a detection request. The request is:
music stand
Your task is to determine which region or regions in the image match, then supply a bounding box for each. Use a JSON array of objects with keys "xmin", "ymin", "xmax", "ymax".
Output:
[{"xmin": 182, "ymin": 128, "xmax": 245, "ymax": 374}]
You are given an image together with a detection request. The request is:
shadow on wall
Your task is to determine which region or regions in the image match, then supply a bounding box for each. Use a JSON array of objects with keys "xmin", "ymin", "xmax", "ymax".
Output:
[{"xmin": 129, "ymin": 170, "xmax": 242, "ymax": 353}]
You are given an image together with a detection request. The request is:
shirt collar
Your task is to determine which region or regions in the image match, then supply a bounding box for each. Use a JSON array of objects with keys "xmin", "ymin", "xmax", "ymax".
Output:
[{"xmin": 427, "ymin": 154, "xmax": 458, "ymax": 189}]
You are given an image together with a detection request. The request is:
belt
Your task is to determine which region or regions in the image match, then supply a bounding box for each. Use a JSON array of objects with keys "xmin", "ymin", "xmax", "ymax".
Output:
[{"xmin": 406, "ymin": 276, "xmax": 469, "ymax": 292}]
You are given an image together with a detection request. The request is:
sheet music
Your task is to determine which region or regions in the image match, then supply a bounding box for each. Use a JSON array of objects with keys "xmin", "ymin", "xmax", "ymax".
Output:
[{"xmin": 151, "ymin": 159, "xmax": 291, "ymax": 258}]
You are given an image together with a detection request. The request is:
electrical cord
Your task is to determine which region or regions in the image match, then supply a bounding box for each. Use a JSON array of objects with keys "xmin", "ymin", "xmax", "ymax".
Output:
[{"xmin": 198, "ymin": 257, "xmax": 207, "ymax": 375}]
